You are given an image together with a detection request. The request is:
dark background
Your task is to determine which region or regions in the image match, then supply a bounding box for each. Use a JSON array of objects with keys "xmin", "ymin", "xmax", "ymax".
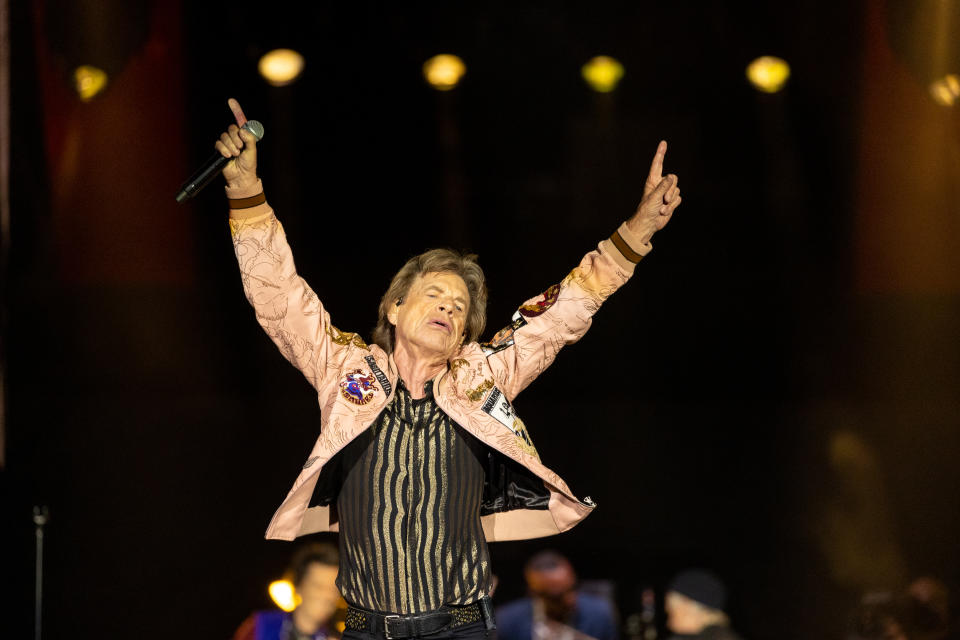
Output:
[{"xmin": 4, "ymin": 1, "xmax": 960, "ymax": 638}]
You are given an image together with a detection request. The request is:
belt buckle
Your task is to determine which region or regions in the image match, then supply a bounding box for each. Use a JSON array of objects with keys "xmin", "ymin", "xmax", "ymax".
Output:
[{"xmin": 384, "ymin": 614, "xmax": 401, "ymax": 640}]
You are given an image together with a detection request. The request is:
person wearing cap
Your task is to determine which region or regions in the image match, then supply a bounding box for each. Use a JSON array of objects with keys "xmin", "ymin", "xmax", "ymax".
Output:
[{"xmin": 664, "ymin": 569, "xmax": 743, "ymax": 640}]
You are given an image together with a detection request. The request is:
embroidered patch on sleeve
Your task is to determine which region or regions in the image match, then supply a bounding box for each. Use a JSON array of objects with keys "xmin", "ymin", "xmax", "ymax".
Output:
[
  {"xmin": 339, "ymin": 369, "xmax": 379, "ymax": 405},
  {"xmin": 479, "ymin": 314, "xmax": 527, "ymax": 356},
  {"xmin": 481, "ymin": 386, "xmax": 538, "ymax": 457},
  {"xmin": 518, "ymin": 283, "xmax": 562, "ymax": 318}
]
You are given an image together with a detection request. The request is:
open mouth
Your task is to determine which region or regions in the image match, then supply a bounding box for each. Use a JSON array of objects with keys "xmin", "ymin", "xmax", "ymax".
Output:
[{"xmin": 428, "ymin": 319, "xmax": 451, "ymax": 332}]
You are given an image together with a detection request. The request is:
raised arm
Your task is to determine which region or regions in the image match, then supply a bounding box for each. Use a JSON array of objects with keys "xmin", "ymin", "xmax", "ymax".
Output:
[
  {"xmin": 483, "ymin": 141, "xmax": 681, "ymax": 400},
  {"xmin": 218, "ymin": 99, "xmax": 363, "ymax": 390}
]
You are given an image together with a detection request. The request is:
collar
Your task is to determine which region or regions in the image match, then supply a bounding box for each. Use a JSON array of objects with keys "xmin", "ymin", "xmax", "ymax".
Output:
[{"xmin": 397, "ymin": 377, "xmax": 436, "ymax": 401}]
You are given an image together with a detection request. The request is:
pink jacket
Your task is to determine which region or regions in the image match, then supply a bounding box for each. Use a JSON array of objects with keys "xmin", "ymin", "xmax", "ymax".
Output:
[{"xmin": 227, "ymin": 181, "xmax": 650, "ymax": 542}]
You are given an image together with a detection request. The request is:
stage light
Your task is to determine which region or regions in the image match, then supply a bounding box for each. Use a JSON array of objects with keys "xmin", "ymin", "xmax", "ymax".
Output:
[
  {"xmin": 746, "ymin": 56, "xmax": 791, "ymax": 93},
  {"xmin": 268, "ymin": 579, "xmax": 300, "ymax": 612},
  {"xmin": 929, "ymin": 74, "xmax": 960, "ymax": 106},
  {"xmin": 423, "ymin": 54, "xmax": 466, "ymax": 91},
  {"xmin": 258, "ymin": 49, "xmax": 305, "ymax": 87},
  {"xmin": 581, "ymin": 56, "xmax": 624, "ymax": 93},
  {"xmin": 72, "ymin": 65, "xmax": 109, "ymax": 101}
]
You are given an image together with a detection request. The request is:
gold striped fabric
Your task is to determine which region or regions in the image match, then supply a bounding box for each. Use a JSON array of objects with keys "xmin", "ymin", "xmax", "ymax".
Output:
[{"xmin": 335, "ymin": 380, "xmax": 491, "ymax": 614}]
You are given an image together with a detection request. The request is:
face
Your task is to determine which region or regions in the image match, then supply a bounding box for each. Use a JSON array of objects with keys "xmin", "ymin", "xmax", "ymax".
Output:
[
  {"xmin": 665, "ymin": 591, "xmax": 707, "ymax": 634},
  {"xmin": 388, "ymin": 271, "xmax": 470, "ymax": 361},
  {"xmin": 296, "ymin": 563, "xmax": 340, "ymax": 625},
  {"xmin": 527, "ymin": 564, "xmax": 578, "ymax": 621}
]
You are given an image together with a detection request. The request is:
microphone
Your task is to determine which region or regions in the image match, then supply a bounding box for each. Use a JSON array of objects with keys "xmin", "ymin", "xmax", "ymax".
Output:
[{"xmin": 175, "ymin": 120, "xmax": 264, "ymax": 203}]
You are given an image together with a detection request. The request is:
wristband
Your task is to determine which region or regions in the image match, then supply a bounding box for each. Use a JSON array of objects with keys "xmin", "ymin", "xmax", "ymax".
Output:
[
  {"xmin": 228, "ymin": 192, "xmax": 266, "ymax": 209},
  {"xmin": 609, "ymin": 229, "xmax": 645, "ymax": 264}
]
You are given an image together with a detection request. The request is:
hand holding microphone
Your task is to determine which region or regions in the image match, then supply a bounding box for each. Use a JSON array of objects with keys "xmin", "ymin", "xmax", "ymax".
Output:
[{"xmin": 175, "ymin": 98, "xmax": 264, "ymax": 202}]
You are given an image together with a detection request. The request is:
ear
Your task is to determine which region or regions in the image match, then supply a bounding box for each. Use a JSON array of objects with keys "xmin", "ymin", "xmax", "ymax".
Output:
[{"xmin": 387, "ymin": 301, "xmax": 400, "ymax": 326}]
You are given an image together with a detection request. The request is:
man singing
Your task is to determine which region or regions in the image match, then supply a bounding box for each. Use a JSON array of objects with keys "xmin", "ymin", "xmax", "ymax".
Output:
[{"xmin": 217, "ymin": 98, "xmax": 681, "ymax": 640}]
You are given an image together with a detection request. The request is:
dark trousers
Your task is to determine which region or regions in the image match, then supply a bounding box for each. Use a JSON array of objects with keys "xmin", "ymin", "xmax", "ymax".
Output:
[{"xmin": 342, "ymin": 620, "xmax": 495, "ymax": 640}]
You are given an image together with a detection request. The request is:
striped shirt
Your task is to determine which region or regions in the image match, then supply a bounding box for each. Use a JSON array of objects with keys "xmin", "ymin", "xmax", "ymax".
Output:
[{"xmin": 334, "ymin": 379, "xmax": 491, "ymax": 614}]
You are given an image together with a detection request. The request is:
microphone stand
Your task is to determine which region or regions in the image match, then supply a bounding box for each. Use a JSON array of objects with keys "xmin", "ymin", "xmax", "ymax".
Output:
[{"xmin": 33, "ymin": 505, "xmax": 48, "ymax": 640}]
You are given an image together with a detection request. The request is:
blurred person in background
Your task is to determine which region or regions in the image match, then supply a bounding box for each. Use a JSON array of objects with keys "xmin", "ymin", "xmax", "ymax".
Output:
[
  {"xmin": 906, "ymin": 576, "xmax": 954, "ymax": 640},
  {"xmin": 664, "ymin": 569, "xmax": 742, "ymax": 640},
  {"xmin": 233, "ymin": 542, "xmax": 344, "ymax": 640},
  {"xmin": 496, "ymin": 550, "xmax": 619, "ymax": 640},
  {"xmin": 846, "ymin": 575, "xmax": 954, "ymax": 640}
]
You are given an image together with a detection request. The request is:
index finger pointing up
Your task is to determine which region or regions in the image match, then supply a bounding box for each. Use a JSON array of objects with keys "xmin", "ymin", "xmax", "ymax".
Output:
[
  {"xmin": 647, "ymin": 140, "xmax": 667, "ymax": 184},
  {"xmin": 228, "ymin": 97, "xmax": 248, "ymax": 127}
]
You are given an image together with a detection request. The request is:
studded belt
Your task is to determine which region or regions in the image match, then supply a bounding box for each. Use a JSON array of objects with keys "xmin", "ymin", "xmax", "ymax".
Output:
[{"xmin": 344, "ymin": 601, "xmax": 484, "ymax": 639}]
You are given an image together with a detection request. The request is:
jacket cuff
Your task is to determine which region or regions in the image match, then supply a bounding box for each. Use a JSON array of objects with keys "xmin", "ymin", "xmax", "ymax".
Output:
[
  {"xmin": 226, "ymin": 179, "xmax": 270, "ymax": 220},
  {"xmin": 600, "ymin": 222, "xmax": 652, "ymax": 272}
]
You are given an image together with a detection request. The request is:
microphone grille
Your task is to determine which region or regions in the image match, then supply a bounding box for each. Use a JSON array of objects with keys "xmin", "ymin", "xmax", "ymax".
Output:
[{"xmin": 242, "ymin": 120, "xmax": 265, "ymax": 141}]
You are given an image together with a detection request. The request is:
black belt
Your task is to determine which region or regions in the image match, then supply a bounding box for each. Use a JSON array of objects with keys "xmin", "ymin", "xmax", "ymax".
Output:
[{"xmin": 344, "ymin": 601, "xmax": 485, "ymax": 639}]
